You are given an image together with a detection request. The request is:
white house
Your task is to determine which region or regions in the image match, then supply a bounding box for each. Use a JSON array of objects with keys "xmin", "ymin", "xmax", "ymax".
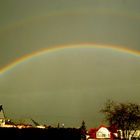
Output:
[
  {"xmin": 87, "ymin": 125, "xmax": 118, "ymax": 140},
  {"xmin": 96, "ymin": 126, "xmax": 111, "ymax": 139}
]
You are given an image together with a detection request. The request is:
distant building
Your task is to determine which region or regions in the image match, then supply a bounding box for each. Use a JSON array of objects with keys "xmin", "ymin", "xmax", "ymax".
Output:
[
  {"xmin": 0, "ymin": 105, "xmax": 46, "ymax": 129},
  {"xmin": 0, "ymin": 105, "xmax": 6, "ymax": 126}
]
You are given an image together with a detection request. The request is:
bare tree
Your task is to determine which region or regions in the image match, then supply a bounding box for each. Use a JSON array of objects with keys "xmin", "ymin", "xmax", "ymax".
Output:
[{"xmin": 101, "ymin": 100, "xmax": 140, "ymax": 140}]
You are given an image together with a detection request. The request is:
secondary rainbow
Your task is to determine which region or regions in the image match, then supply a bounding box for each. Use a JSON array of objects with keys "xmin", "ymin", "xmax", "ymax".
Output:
[
  {"xmin": 0, "ymin": 43, "xmax": 140, "ymax": 75},
  {"xmin": 1, "ymin": 8, "xmax": 140, "ymax": 34}
]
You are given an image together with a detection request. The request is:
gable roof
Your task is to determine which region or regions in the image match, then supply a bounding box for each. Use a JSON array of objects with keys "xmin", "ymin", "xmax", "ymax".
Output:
[{"xmin": 88, "ymin": 125, "xmax": 110, "ymax": 134}]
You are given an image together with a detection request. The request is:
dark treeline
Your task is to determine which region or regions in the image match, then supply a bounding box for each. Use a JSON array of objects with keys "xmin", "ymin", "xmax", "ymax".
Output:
[{"xmin": 0, "ymin": 127, "xmax": 81, "ymax": 140}]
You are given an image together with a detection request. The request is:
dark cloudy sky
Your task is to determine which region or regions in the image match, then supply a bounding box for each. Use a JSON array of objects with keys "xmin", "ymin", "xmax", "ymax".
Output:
[{"xmin": 0, "ymin": 0, "xmax": 140, "ymax": 128}]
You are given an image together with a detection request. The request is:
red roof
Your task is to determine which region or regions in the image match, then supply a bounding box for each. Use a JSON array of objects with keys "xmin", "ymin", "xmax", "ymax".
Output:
[
  {"xmin": 88, "ymin": 124, "xmax": 118, "ymax": 139},
  {"xmin": 88, "ymin": 124, "xmax": 109, "ymax": 134}
]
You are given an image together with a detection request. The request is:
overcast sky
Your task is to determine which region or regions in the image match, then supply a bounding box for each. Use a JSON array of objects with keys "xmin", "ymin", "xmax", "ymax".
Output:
[{"xmin": 0, "ymin": 0, "xmax": 140, "ymax": 128}]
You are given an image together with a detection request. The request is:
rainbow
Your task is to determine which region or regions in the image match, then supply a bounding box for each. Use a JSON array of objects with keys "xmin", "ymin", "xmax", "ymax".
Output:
[
  {"xmin": 0, "ymin": 43, "xmax": 140, "ymax": 75},
  {"xmin": 1, "ymin": 7, "xmax": 140, "ymax": 34}
]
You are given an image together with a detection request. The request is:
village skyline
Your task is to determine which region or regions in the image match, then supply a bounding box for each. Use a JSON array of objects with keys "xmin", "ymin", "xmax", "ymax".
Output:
[{"xmin": 0, "ymin": 0, "xmax": 140, "ymax": 130}]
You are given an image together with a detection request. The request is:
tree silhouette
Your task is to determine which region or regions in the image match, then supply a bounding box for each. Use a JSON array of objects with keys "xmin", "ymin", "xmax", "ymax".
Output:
[
  {"xmin": 80, "ymin": 120, "xmax": 87, "ymax": 140},
  {"xmin": 101, "ymin": 100, "xmax": 140, "ymax": 140}
]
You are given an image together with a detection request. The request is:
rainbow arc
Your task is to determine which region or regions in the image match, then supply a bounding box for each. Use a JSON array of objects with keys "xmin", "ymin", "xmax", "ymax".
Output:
[{"xmin": 0, "ymin": 43, "xmax": 140, "ymax": 74}]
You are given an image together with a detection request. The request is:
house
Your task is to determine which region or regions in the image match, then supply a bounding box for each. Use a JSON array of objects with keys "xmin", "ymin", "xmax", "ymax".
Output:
[{"xmin": 87, "ymin": 125, "xmax": 118, "ymax": 140}]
